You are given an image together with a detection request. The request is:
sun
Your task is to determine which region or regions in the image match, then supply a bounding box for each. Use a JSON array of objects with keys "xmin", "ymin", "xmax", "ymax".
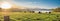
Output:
[{"xmin": 1, "ymin": 2, "xmax": 12, "ymax": 9}]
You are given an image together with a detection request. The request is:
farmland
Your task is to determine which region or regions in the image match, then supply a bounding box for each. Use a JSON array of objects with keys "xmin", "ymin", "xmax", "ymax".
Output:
[{"xmin": 0, "ymin": 12, "xmax": 60, "ymax": 21}]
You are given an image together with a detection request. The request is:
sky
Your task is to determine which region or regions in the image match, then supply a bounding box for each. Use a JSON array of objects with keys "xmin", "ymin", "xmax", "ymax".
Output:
[{"xmin": 0, "ymin": 0, "xmax": 60, "ymax": 9}]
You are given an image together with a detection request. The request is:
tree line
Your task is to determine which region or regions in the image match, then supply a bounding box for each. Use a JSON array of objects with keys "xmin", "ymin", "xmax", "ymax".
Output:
[
  {"xmin": 0, "ymin": 7, "xmax": 60, "ymax": 12},
  {"xmin": 53, "ymin": 7, "xmax": 60, "ymax": 12}
]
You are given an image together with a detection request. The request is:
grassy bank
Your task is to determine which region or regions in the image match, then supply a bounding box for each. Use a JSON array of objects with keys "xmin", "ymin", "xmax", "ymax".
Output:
[{"xmin": 0, "ymin": 12, "xmax": 60, "ymax": 21}]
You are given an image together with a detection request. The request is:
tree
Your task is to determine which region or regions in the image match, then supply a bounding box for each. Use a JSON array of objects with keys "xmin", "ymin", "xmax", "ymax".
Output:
[{"xmin": 0, "ymin": 8, "xmax": 2, "ymax": 12}]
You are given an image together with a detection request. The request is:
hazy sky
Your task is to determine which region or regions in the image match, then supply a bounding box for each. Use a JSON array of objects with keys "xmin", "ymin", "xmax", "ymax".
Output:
[{"xmin": 0, "ymin": 0, "xmax": 60, "ymax": 9}]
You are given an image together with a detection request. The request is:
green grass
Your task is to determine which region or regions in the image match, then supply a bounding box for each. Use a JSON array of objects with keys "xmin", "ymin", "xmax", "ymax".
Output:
[{"xmin": 0, "ymin": 12, "xmax": 60, "ymax": 21}]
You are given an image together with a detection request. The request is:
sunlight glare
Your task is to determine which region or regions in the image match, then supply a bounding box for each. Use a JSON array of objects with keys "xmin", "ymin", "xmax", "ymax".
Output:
[{"xmin": 1, "ymin": 2, "xmax": 12, "ymax": 9}]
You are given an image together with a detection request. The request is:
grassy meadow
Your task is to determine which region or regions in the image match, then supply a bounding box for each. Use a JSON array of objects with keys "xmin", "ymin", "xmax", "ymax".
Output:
[{"xmin": 0, "ymin": 12, "xmax": 60, "ymax": 21}]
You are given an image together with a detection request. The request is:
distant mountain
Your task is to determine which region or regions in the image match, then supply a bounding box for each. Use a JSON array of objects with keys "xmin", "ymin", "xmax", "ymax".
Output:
[{"xmin": 26, "ymin": 8, "xmax": 52, "ymax": 11}]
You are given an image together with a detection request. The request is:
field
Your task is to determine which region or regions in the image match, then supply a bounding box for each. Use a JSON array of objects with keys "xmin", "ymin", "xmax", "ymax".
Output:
[{"xmin": 0, "ymin": 12, "xmax": 60, "ymax": 21}]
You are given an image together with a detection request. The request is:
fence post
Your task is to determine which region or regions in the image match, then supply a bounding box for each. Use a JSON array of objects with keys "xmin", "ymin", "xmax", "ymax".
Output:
[{"xmin": 4, "ymin": 16, "xmax": 10, "ymax": 21}]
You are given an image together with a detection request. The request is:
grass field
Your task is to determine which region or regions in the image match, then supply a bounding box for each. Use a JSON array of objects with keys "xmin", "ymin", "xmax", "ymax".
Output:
[{"xmin": 0, "ymin": 12, "xmax": 60, "ymax": 21}]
